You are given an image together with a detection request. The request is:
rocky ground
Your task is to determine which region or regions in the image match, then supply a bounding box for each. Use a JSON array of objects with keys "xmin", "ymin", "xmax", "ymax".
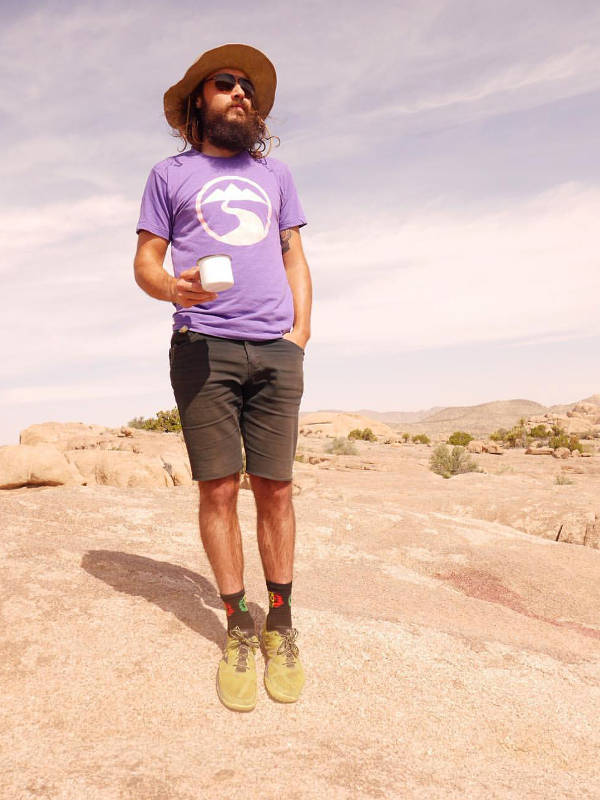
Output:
[{"xmin": 2, "ymin": 432, "xmax": 600, "ymax": 799}]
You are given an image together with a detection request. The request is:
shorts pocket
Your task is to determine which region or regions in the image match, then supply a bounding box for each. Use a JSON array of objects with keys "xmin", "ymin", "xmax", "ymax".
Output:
[{"xmin": 281, "ymin": 337, "xmax": 305, "ymax": 355}]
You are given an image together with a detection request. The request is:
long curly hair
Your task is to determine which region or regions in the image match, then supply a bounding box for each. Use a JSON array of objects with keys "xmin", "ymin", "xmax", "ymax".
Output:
[{"xmin": 173, "ymin": 82, "xmax": 279, "ymax": 159}]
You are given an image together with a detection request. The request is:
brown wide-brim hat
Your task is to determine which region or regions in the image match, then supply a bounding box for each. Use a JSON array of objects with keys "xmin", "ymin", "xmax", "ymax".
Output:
[{"xmin": 164, "ymin": 43, "xmax": 277, "ymax": 129}]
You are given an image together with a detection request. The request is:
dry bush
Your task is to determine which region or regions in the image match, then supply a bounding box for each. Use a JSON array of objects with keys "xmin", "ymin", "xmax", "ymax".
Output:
[
  {"xmin": 326, "ymin": 437, "xmax": 358, "ymax": 455},
  {"xmin": 430, "ymin": 444, "xmax": 480, "ymax": 479}
]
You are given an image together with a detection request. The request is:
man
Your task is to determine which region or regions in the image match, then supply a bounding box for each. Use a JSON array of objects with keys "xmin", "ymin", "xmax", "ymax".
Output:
[{"xmin": 133, "ymin": 44, "xmax": 312, "ymax": 712}]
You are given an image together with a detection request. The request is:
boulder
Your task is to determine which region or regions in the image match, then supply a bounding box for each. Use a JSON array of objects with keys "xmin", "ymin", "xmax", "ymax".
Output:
[
  {"xmin": 556, "ymin": 511, "xmax": 600, "ymax": 548},
  {"xmin": 484, "ymin": 443, "xmax": 504, "ymax": 455},
  {"xmin": 0, "ymin": 444, "xmax": 84, "ymax": 490},
  {"xmin": 467, "ymin": 440, "xmax": 484, "ymax": 453},
  {"xmin": 584, "ymin": 514, "xmax": 600, "ymax": 548},
  {"xmin": 64, "ymin": 450, "xmax": 173, "ymax": 488},
  {"xmin": 298, "ymin": 412, "xmax": 396, "ymax": 440},
  {"xmin": 567, "ymin": 401, "xmax": 600, "ymax": 418},
  {"xmin": 561, "ymin": 464, "xmax": 585, "ymax": 474},
  {"xmin": 161, "ymin": 457, "xmax": 193, "ymax": 486},
  {"xmin": 525, "ymin": 447, "xmax": 553, "ymax": 455},
  {"xmin": 20, "ymin": 422, "xmax": 107, "ymax": 449},
  {"xmin": 553, "ymin": 447, "xmax": 571, "ymax": 459}
]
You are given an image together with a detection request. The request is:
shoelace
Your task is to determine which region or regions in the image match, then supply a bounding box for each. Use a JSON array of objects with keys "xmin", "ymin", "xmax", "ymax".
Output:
[
  {"xmin": 228, "ymin": 626, "xmax": 258, "ymax": 673},
  {"xmin": 276, "ymin": 628, "xmax": 300, "ymax": 668}
]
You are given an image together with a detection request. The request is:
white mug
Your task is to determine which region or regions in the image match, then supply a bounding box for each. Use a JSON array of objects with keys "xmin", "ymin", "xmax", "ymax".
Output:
[{"xmin": 196, "ymin": 254, "xmax": 234, "ymax": 292}]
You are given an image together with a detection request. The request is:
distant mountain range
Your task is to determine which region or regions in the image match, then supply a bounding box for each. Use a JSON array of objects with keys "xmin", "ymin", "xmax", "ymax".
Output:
[{"xmin": 312, "ymin": 395, "xmax": 599, "ymax": 438}]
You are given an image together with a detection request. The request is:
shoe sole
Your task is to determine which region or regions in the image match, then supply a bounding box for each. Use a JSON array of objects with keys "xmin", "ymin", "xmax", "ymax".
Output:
[{"xmin": 216, "ymin": 673, "xmax": 256, "ymax": 712}]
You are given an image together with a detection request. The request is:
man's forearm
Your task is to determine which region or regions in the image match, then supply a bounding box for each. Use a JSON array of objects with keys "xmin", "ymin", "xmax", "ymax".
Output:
[
  {"xmin": 134, "ymin": 259, "xmax": 177, "ymax": 303},
  {"xmin": 284, "ymin": 256, "xmax": 312, "ymax": 336}
]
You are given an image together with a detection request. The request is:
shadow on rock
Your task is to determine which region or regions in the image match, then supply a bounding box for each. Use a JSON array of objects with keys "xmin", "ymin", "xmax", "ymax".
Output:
[{"xmin": 81, "ymin": 550, "xmax": 265, "ymax": 647}]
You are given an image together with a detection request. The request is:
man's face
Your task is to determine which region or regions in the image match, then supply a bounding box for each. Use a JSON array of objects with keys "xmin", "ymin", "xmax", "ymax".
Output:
[
  {"xmin": 196, "ymin": 67, "xmax": 253, "ymax": 118},
  {"xmin": 194, "ymin": 66, "xmax": 262, "ymax": 152}
]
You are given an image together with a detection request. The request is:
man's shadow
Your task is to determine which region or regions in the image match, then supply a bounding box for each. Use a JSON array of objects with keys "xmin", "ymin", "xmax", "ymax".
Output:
[{"xmin": 81, "ymin": 550, "xmax": 266, "ymax": 647}]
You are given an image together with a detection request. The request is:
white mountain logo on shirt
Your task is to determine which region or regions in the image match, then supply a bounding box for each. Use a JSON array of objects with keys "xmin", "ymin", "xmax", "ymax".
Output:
[{"xmin": 196, "ymin": 176, "xmax": 272, "ymax": 246}]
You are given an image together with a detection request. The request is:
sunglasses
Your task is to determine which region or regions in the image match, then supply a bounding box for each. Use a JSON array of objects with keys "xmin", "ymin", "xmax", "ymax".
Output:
[{"xmin": 206, "ymin": 73, "xmax": 255, "ymax": 100}]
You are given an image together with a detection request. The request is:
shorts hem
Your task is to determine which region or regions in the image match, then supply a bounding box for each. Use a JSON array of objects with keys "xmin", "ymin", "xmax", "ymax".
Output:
[
  {"xmin": 245, "ymin": 468, "xmax": 294, "ymax": 483},
  {"xmin": 191, "ymin": 463, "xmax": 244, "ymax": 482}
]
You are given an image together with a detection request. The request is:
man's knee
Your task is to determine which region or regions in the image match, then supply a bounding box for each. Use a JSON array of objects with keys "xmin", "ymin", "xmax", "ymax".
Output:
[
  {"xmin": 248, "ymin": 474, "xmax": 293, "ymax": 507},
  {"xmin": 198, "ymin": 472, "xmax": 240, "ymax": 508}
]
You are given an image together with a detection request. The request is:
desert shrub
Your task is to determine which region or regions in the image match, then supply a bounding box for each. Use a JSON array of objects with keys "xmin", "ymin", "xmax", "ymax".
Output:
[
  {"xmin": 326, "ymin": 437, "xmax": 358, "ymax": 455},
  {"xmin": 128, "ymin": 417, "xmax": 146, "ymax": 429},
  {"xmin": 447, "ymin": 431, "xmax": 473, "ymax": 446},
  {"xmin": 569, "ymin": 437, "xmax": 584, "ymax": 454},
  {"xmin": 555, "ymin": 474, "xmax": 574, "ymax": 485},
  {"xmin": 401, "ymin": 432, "xmax": 410, "ymax": 442},
  {"xmin": 549, "ymin": 432, "xmax": 569, "ymax": 449},
  {"xmin": 430, "ymin": 444, "xmax": 480, "ymax": 479},
  {"xmin": 412, "ymin": 433, "xmax": 430, "ymax": 445},
  {"xmin": 348, "ymin": 427, "xmax": 377, "ymax": 442},
  {"xmin": 530, "ymin": 424, "xmax": 549, "ymax": 439},
  {"xmin": 496, "ymin": 464, "xmax": 514, "ymax": 474},
  {"xmin": 549, "ymin": 432, "xmax": 583, "ymax": 453},
  {"xmin": 493, "ymin": 420, "xmax": 529, "ymax": 448},
  {"xmin": 127, "ymin": 408, "xmax": 181, "ymax": 432}
]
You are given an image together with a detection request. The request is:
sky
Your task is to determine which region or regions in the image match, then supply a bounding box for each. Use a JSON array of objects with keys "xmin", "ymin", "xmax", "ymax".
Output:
[{"xmin": 1, "ymin": 0, "xmax": 600, "ymax": 443}]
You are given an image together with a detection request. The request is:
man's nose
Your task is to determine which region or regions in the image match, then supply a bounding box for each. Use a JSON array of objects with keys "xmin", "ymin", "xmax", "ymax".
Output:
[{"xmin": 231, "ymin": 80, "xmax": 246, "ymax": 100}]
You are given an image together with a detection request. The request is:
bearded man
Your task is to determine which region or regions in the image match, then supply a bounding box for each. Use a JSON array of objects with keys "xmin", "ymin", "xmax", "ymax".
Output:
[{"xmin": 133, "ymin": 44, "xmax": 312, "ymax": 712}]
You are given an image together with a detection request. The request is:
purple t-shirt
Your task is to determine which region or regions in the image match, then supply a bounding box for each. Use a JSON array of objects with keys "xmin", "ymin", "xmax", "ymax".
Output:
[{"xmin": 136, "ymin": 149, "xmax": 307, "ymax": 340}]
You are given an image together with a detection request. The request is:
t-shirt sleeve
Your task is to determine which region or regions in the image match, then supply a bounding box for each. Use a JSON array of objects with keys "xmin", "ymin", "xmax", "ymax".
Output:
[
  {"xmin": 278, "ymin": 163, "xmax": 307, "ymax": 231},
  {"xmin": 136, "ymin": 165, "xmax": 173, "ymax": 241}
]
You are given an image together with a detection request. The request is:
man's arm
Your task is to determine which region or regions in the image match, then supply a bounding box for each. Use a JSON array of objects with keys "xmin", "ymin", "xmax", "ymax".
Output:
[
  {"xmin": 133, "ymin": 230, "xmax": 218, "ymax": 307},
  {"xmin": 280, "ymin": 227, "xmax": 312, "ymax": 350}
]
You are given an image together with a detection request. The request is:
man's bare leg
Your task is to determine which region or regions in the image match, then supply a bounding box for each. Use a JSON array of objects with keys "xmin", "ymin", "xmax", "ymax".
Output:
[
  {"xmin": 250, "ymin": 474, "xmax": 305, "ymax": 702},
  {"xmin": 250, "ymin": 475, "xmax": 295, "ymax": 583},
  {"xmin": 198, "ymin": 473, "xmax": 244, "ymax": 594},
  {"xmin": 200, "ymin": 473, "xmax": 259, "ymax": 712}
]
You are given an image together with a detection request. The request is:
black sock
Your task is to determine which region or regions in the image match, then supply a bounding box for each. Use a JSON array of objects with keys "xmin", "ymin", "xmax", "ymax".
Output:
[
  {"xmin": 266, "ymin": 580, "xmax": 293, "ymax": 632},
  {"xmin": 220, "ymin": 589, "xmax": 254, "ymax": 635}
]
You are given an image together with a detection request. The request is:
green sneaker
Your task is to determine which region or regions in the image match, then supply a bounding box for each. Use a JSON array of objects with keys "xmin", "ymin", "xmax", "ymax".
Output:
[
  {"xmin": 217, "ymin": 626, "xmax": 260, "ymax": 712},
  {"xmin": 261, "ymin": 625, "xmax": 305, "ymax": 703}
]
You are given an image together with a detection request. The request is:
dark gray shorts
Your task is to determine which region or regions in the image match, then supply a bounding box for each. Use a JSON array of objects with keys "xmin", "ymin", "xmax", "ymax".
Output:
[{"xmin": 169, "ymin": 329, "xmax": 304, "ymax": 482}]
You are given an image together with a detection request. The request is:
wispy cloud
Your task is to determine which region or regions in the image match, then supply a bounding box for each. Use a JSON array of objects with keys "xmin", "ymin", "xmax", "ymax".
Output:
[
  {"xmin": 0, "ymin": 378, "xmax": 165, "ymax": 405},
  {"xmin": 0, "ymin": 194, "xmax": 136, "ymax": 263},
  {"xmin": 365, "ymin": 45, "xmax": 600, "ymax": 118},
  {"xmin": 305, "ymin": 182, "xmax": 600, "ymax": 352}
]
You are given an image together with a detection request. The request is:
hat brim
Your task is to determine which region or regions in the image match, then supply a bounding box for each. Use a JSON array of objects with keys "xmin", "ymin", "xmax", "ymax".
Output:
[{"xmin": 163, "ymin": 43, "xmax": 276, "ymax": 129}]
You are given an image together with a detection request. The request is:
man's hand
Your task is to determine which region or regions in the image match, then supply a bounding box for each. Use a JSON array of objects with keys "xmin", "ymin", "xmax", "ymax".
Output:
[
  {"xmin": 173, "ymin": 267, "xmax": 219, "ymax": 308},
  {"xmin": 282, "ymin": 330, "xmax": 309, "ymax": 351}
]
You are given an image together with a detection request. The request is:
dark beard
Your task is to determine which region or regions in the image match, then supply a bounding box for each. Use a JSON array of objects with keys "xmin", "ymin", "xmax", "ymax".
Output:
[{"xmin": 199, "ymin": 104, "xmax": 262, "ymax": 152}]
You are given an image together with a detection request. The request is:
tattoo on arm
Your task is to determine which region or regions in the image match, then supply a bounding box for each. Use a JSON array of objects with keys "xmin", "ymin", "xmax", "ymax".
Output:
[{"xmin": 280, "ymin": 229, "xmax": 292, "ymax": 254}]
